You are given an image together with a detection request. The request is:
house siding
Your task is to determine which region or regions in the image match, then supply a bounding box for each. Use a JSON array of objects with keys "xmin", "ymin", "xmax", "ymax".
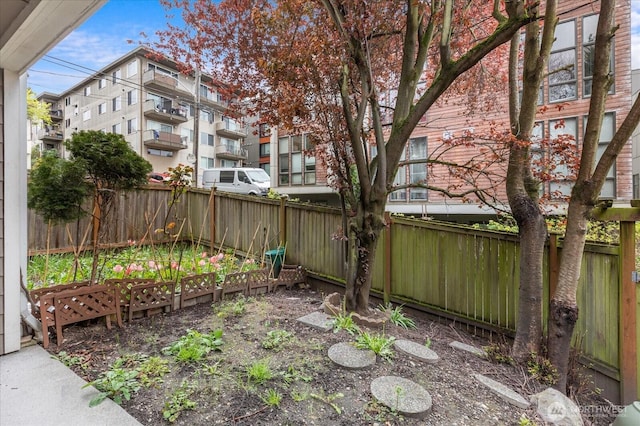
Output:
[{"xmin": 0, "ymin": 68, "xmax": 5, "ymax": 354}]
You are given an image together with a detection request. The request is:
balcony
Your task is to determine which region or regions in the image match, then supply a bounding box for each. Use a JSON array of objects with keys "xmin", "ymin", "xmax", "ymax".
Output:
[
  {"xmin": 143, "ymin": 130, "xmax": 188, "ymax": 152},
  {"xmin": 215, "ymin": 120, "xmax": 247, "ymax": 138},
  {"xmin": 142, "ymin": 70, "xmax": 192, "ymax": 97},
  {"xmin": 49, "ymin": 109, "xmax": 63, "ymax": 121},
  {"xmin": 143, "ymin": 101, "xmax": 188, "ymax": 124},
  {"xmin": 215, "ymin": 144, "xmax": 248, "ymax": 161},
  {"xmin": 39, "ymin": 128, "xmax": 64, "ymax": 142},
  {"xmin": 200, "ymin": 93, "xmax": 229, "ymax": 112}
]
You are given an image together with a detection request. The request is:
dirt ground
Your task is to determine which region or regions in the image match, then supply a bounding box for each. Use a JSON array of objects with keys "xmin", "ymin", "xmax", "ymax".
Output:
[{"xmin": 46, "ymin": 288, "xmax": 615, "ymax": 425}]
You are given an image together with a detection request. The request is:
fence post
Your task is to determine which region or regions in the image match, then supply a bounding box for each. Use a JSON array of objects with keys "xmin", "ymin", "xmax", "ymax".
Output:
[
  {"xmin": 384, "ymin": 212, "xmax": 392, "ymax": 305},
  {"xmin": 279, "ymin": 195, "xmax": 287, "ymax": 246},
  {"xmin": 619, "ymin": 221, "xmax": 638, "ymax": 404},
  {"xmin": 209, "ymin": 188, "xmax": 216, "ymax": 249}
]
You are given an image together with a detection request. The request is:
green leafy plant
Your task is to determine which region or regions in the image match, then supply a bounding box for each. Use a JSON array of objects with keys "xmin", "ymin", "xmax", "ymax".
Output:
[
  {"xmin": 310, "ymin": 390, "xmax": 344, "ymax": 414},
  {"xmin": 281, "ymin": 365, "xmax": 313, "ymax": 385},
  {"xmin": 290, "ymin": 389, "xmax": 309, "ymax": 402},
  {"xmin": 424, "ymin": 337, "xmax": 432, "ymax": 348},
  {"xmin": 85, "ymin": 364, "xmax": 141, "ymax": 407},
  {"xmin": 52, "ymin": 351, "xmax": 88, "ymax": 370},
  {"xmin": 261, "ymin": 329, "xmax": 294, "ymax": 351},
  {"xmin": 162, "ymin": 329, "xmax": 224, "ymax": 363},
  {"xmin": 355, "ymin": 332, "xmax": 396, "ymax": 362},
  {"xmin": 163, "ymin": 380, "xmax": 196, "ymax": 423},
  {"xmin": 332, "ymin": 312, "xmax": 361, "ymax": 335},
  {"xmin": 379, "ymin": 303, "xmax": 416, "ymax": 329},
  {"xmin": 484, "ymin": 342, "xmax": 515, "ymax": 365},
  {"xmin": 246, "ymin": 359, "xmax": 273, "ymax": 385},
  {"xmin": 261, "ymin": 388, "xmax": 283, "ymax": 407},
  {"xmin": 527, "ymin": 353, "xmax": 558, "ymax": 386},
  {"xmin": 138, "ymin": 356, "xmax": 170, "ymax": 387}
]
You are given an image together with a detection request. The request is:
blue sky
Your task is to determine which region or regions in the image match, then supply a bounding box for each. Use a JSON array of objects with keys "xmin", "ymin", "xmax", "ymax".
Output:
[{"xmin": 28, "ymin": 0, "xmax": 640, "ymax": 95}]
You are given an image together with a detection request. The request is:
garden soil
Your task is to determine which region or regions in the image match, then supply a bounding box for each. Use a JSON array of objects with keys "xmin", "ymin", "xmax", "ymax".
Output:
[{"xmin": 46, "ymin": 288, "xmax": 614, "ymax": 425}]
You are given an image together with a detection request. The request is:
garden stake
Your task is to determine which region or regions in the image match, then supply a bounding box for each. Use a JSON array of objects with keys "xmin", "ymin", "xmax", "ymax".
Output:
[
  {"xmin": 216, "ymin": 227, "xmax": 228, "ymax": 256},
  {"xmin": 244, "ymin": 222, "xmax": 262, "ymax": 265}
]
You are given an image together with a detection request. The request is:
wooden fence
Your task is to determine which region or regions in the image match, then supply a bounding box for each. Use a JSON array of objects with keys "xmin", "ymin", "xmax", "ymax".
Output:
[{"xmin": 28, "ymin": 187, "xmax": 636, "ymax": 401}]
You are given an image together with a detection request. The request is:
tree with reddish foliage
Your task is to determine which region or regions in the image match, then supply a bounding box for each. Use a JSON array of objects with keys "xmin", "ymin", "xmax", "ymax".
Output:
[{"xmin": 152, "ymin": 0, "xmax": 534, "ymax": 313}]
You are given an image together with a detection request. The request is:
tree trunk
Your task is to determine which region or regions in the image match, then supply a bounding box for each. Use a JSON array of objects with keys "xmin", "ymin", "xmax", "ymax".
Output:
[
  {"xmin": 548, "ymin": 201, "xmax": 588, "ymax": 392},
  {"xmin": 344, "ymin": 209, "xmax": 384, "ymax": 314},
  {"xmin": 511, "ymin": 195, "xmax": 547, "ymax": 361}
]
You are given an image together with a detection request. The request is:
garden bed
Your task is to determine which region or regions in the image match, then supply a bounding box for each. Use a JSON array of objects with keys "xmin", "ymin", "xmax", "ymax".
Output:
[{"xmin": 44, "ymin": 289, "xmax": 614, "ymax": 425}]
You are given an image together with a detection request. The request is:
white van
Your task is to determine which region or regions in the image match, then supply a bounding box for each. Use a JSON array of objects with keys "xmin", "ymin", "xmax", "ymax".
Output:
[{"xmin": 202, "ymin": 168, "xmax": 270, "ymax": 196}]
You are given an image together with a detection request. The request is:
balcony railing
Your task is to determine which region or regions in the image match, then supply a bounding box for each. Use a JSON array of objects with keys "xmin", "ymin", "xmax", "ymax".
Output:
[
  {"xmin": 143, "ymin": 130, "xmax": 188, "ymax": 152},
  {"xmin": 49, "ymin": 109, "xmax": 63, "ymax": 121},
  {"xmin": 200, "ymin": 93, "xmax": 229, "ymax": 111},
  {"xmin": 39, "ymin": 128, "xmax": 64, "ymax": 141},
  {"xmin": 143, "ymin": 101, "xmax": 188, "ymax": 124},
  {"xmin": 215, "ymin": 120, "xmax": 247, "ymax": 138},
  {"xmin": 142, "ymin": 70, "xmax": 192, "ymax": 97},
  {"xmin": 215, "ymin": 144, "xmax": 248, "ymax": 160}
]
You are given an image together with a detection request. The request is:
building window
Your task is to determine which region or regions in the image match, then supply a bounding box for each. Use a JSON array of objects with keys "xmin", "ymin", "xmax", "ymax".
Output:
[
  {"xmin": 127, "ymin": 118, "xmax": 137, "ymax": 134},
  {"xmin": 112, "ymin": 69, "xmax": 121, "ymax": 84},
  {"xmin": 220, "ymin": 160, "xmax": 238, "ymax": 167},
  {"xmin": 201, "ymin": 156, "xmax": 215, "ymax": 169},
  {"xmin": 304, "ymin": 155, "xmax": 316, "ymax": 184},
  {"xmin": 279, "ymin": 154, "xmax": 289, "ymax": 185},
  {"xmin": 548, "ymin": 20, "xmax": 576, "ymax": 102},
  {"xmin": 112, "ymin": 123, "xmax": 121, "ymax": 134},
  {"xmin": 633, "ymin": 174, "xmax": 640, "ymax": 200},
  {"xmin": 65, "ymin": 97, "xmax": 71, "ymax": 106},
  {"xmin": 200, "ymin": 109, "xmax": 213, "ymax": 123},
  {"xmin": 409, "ymin": 136, "xmax": 427, "ymax": 200},
  {"xmin": 98, "ymin": 78, "xmax": 107, "ymax": 89},
  {"xmin": 588, "ymin": 112, "xmax": 616, "ymax": 198},
  {"xmin": 112, "ymin": 96, "xmax": 121, "ymax": 112},
  {"xmin": 181, "ymin": 128, "xmax": 193, "ymax": 145},
  {"xmin": 98, "ymin": 102, "xmax": 107, "ymax": 115},
  {"xmin": 200, "ymin": 132, "xmax": 214, "ymax": 146},
  {"xmin": 127, "ymin": 90, "xmax": 138, "ymax": 105},
  {"xmin": 84, "ymin": 86, "xmax": 91, "ymax": 96},
  {"xmin": 127, "ymin": 60, "xmax": 137, "ymax": 77},
  {"xmin": 583, "ymin": 14, "xmax": 614, "ymax": 97},
  {"xmin": 82, "ymin": 109, "xmax": 91, "ymax": 121},
  {"xmin": 549, "ymin": 117, "xmax": 578, "ymax": 197},
  {"xmin": 148, "ymin": 63, "xmax": 178, "ymax": 78},
  {"xmin": 260, "ymin": 163, "xmax": 270, "ymax": 176},
  {"xmin": 148, "ymin": 149, "xmax": 173, "ymax": 157},
  {"xmin": 65, "ymin": 118, "xmax": 71, "ymax": 128},
  {"xmin": 259, "ymin": 143, "xmax": 270, "ymax": 157},
  {"xmin": 259, "ymin": 123, "xmax": 271, "ymax": 138},
  {"xmin": 390, "ymin": 165, "xmax": 407, "ymax": 201},
  {"xmin": 278, "ymin": 136, "xmax": 289, "ymax": 154}
]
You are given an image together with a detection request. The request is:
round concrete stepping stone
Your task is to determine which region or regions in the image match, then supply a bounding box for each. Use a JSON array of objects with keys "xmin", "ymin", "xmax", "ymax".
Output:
[
  {"xmin": 327, "ymin": 342, "xmax": 376, "ymax": 369},
  {"xmin": 370, "ymin": 376, "xmax": 432, "ymax": 418},
  {"xmin": 394, "ymin": 339, "xmax": 439, "ymax": 363}
]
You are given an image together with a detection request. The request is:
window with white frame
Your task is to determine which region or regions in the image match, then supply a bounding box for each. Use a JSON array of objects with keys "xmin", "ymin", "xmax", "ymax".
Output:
[
  {"xmin": 112, "ymin": 69, "xmax": 121, "ymax": 84},
  {"xmin": 582, "ymin": 14, "xmax": 614, "ymax": 97},
  {"xmin": 181, "ymin": 128, "xmax": 193, "ymax": 145},
  {"xmin": 127, "ymin": 118, "xmax": 137, "ymax": 134},
  {"xmin": 127, "ymin": 90, "xmax": 138, "ymax": 106},
  {"xmin": 548, "ymin": 20, "xmax": 577, "ymax": 102},
  {"xmin": 200, "ymin": 109, "xmax": 213, "ymax": 123},
  {"xmin": 201, "ymin": 156, "xmax": 215, "ymax": 169},
  {"xmin": 409, "ymin": 137, "xmax": 427, "ymax": 200},
  {"xmin": 200, "ymin": 132, "xmax": 214, "ymax": 146},
  {"xmin": 98, "ymin": 78, "xmax": 107, "ymax": 89},
  {"xmin": 390, "ymin": 165, "xmax": 407, "ymax": 201},
  {"xmin": 549, "ymin": 117, "xmax": 578, "ymax": 197},
  {"xmin": 112, "ymin": 96, "xmax": 121, "ymax": 112},
  {"xmin": 98, "ymin": 102, "xmax": 107, "ymax": 115},
  {"xmin": 127, "ymin": 60, "xmax": 137, "ymax": 77},
  {"xmin": 220, "ymin": 160, "xmax": 238, "ymax": 167},
  {"xmin": 584, "ymin": 112, "xmax": 616, "ymax": 198},
  {"xmin": 82, "ymin": 109, "xmax": 91, "ymax": 121},
  {"xmin": 84, "ymin": 86, "xmax": 91, "ymax": 96},
  {"xmin": 112, "ymin": 123, "xmax": 121, "ymax": 134}
]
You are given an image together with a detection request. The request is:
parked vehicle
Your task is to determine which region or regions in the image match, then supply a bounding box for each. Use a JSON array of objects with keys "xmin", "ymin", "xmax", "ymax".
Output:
[{"xmin": 202, "ymin": 168, "xmax": 270, "ymax": 195}]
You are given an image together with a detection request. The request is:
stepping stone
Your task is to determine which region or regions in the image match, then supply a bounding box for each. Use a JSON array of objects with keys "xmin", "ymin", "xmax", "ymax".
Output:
[
  {"xmin": 328, "ymin": 342, "xmax": 376, "ymax": 369},
  {"xmin": 394, "ymin": 339, "xmax": 439, "ymax": 363},
  {"xmin": 474, "ymin": 374, "xmax": 530, "ymax": 409},
  {"xmin": 296, "ymin": 311, "xmax": 334, "ymax": 331},
  {"xmin": 449, "ymin": 340, "xmax": 486, "ymax": 357},
  {"xmin": 370, "ymin": 376, "xmax": 432, "ymax": 418}
]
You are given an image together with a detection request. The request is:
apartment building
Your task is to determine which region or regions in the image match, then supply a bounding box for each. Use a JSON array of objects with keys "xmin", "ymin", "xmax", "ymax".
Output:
[
  {"xmin": 264, "ymin": 1, "xmax": 634, "ymax": 217},
  {"xmin": 36, "ymin": 47, "xmax": 248, "ymax": 185}
]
